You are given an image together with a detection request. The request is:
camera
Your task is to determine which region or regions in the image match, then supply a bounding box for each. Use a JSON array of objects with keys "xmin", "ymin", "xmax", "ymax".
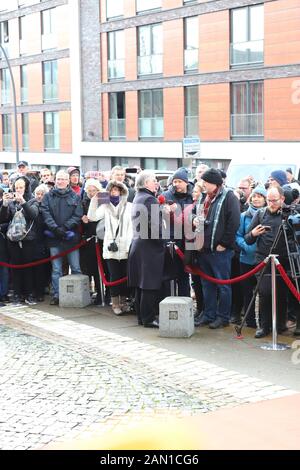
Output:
[{"xmin": 107, "ymin": 241, "xmax": 118, "ymax": 252}]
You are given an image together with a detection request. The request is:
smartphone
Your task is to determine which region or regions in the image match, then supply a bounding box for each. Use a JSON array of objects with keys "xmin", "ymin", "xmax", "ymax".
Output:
[
  {"xmin": 263, "ymin": 225, "xmax": 271, "ymax": 231},
  {"xmin": 97, "ymin": 191, "xmax": 110, "ymax": 205},
  {"xmin": 2, "ymin": 187, "xmax": 9, "ymax": 193}
]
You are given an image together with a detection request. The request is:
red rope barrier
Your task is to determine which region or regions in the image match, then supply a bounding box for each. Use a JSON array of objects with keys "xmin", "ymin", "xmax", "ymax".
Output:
[
  {"xmin": 276, "ymin": 263, "xmax": 300, "ymax": 302},
  {"xmin": 0, "ymin": 238, "xmax": 89, "ymax": 269},
  {"xmin": 175, "ymin": 246, "xmax": 267, "ymax": 285},
  {"xmin": 95, "ymin": 241, "xmax": 127, "ymax": 287}
]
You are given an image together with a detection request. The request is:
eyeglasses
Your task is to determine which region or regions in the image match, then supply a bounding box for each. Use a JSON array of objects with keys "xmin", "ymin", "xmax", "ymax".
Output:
[{"xmin": 267, "ymin": 198, "xmax": 281, "ymax": 203}]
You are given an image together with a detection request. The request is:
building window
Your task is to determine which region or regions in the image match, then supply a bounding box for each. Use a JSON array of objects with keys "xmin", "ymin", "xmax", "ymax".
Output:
[
  {"xmin": 41, "ymin": 8, "xmax": 56, "ymax": 50},
  {"xmin": 139, "ymin": 89, "xmax": 163, "ymax": 139},
  {"xmin": 138, "ymin": 24, "xmax": 163, "ymax": 76},
  {"xmin": 136, "ymin": 0, "xmax": 161, "ymax": 14},
  {"xmin": 42, "ymin": 60, "xmax": 58, "ymax": 102},
  {"xmin": 142, "ymin": 158, "xmax": 168, "ymax": 170},
  {"xmin": 20, "ymin": 65, "xmax": 28, "ymax": 104},
  {"xmin": 44, "ymin": 111, "xmax": 59, "ymax": 150},
  {"xmin": 184, "ymin": 17, "xmax": 198, "ymax": 72},
  {"xmin": 2, "ymin": 114, "xmax": 12, "ymax": 150},
  {"xmin": 231, "ymin": 81, "xmax": 263, "ymax": 138},
  {"xmin": 0, "ymin": 20, "xmax": 9, "ymax": 58},
  {"xmin": 230, "ymin": 5, "xmax": 264, "ymax": 67},
  {"xmin": 185, "ymin": 86, "xmax": 198, "ymax": 137},
  {"xmin": 111, "ymin": 157, "xmax": 128, "ymax": 167},
  {"xmin": 1, "ymin": 68, "xmax": 10, "ymax": 105},
  {"xmin": 106, "ymin": 0, "xmax": 123, "ymax": 19},
  {"xmin": 22, "ymin": 113, "xmax": 29, "ymax": 151},
  {"xmin": 108, "ymin": 30, "xmax": 124, "ymax": 80},
  {"xmin": 109, "ymin": 92, "xmax": 125, "ymax": 139}
]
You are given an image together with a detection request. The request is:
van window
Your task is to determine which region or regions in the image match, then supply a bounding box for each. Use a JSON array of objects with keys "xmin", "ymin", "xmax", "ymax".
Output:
[{"xmin": 226, "ymin": 164, "xmax": 297, "ymax": 188}]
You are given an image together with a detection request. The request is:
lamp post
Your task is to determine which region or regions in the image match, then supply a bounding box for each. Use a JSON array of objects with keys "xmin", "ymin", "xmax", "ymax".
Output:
[{"xmin": 0, "ymin": 44, "xmax": 19, "ymax": 165}]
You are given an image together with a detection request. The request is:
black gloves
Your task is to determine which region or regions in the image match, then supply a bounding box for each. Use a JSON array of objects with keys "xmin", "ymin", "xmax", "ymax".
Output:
[{"xmin": 54, "ymin": 227, "xmax": 66, "ymax": 239}]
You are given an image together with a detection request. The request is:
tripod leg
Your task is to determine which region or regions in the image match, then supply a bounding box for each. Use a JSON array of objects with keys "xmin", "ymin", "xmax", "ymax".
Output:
[{"xmin": 235, "ymin": 259, "xmax": 269, "ymax": 336}]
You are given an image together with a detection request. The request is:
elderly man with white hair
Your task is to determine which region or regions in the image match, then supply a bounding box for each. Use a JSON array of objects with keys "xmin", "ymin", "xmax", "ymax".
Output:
[{"xmin": 41, "ymin": 170, "xmax": 83, "ymax": 305}]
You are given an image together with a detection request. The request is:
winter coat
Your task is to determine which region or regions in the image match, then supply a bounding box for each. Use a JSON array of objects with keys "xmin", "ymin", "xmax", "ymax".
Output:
[
  {"xmin": 127, "ymin": 188, "xmax": 173, "ymax": 290},
  {"xmin": 87, "ymin": 183, "xmax": 133, "ymax": 260},
  {"xmin": 235, "ymin": 209, "xmax": 257, "ymax": 265},
  {"xmin": 202, "ymin": 187, "xmax": 240, "ymax": 251},
  {"xmin": 0, "ymin": 193, "xmax": 39, "ymax": 243},
  {"xmin": 41, "ymin": 186, "xmax": 83, "ymax": 247}
]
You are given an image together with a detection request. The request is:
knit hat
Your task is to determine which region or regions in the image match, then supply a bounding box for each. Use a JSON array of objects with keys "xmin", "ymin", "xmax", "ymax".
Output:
[
  {"xmin": 67, "ymin": 166, "xmax": 80, "ymax": 177},
  {"xmin": 286, "ymin": 168, "xmax": 293, "ymax": 175},
  {"xmin": 172, "ymin": 167, "xmax": 189, "ymax": 183},
  {"xmin": 201, "ymin": 168, "xmax": 223, "ymax": 186},
  {"xmin": 250, "ymin": 185, "xmax": 267, "ymax": 199},
  {"xmin": 270, "ymin": 170, "xmax": 288, "ymax": 186},
  {"xmin": 84, "ymin": 178, "xmax": 103, "ymax": 192}
]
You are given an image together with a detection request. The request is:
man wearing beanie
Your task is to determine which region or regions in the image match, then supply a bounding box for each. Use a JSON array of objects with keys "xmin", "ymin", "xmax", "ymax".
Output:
[
  {"xmin": 269, "ymin": 170, "xmax": 288, "ymax": 188},
  {"xmin": 196, "ymin": 168, "xmax": 240, "ymax": 329},
  {"xmin": 161, "ymin": 167, "xmax": 194, "ymax": 296},
  {"xmin": 67, "ymin": 167, "xmax": 81, "ymax": 195}
]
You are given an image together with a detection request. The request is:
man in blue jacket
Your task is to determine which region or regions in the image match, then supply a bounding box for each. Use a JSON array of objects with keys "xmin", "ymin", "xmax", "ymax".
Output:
[{"xmin": 41, "ymin": 170, "xmax": 83, "ymax": 305}]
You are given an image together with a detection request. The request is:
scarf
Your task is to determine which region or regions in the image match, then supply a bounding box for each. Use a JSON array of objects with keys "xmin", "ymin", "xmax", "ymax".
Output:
[
  {"xmin": 110, "ymin": 195, "xmax": 120, "ymax": 207},
  {"xmin": 203, "ymin": 187, "xmax": 219, "ymax": 219}
]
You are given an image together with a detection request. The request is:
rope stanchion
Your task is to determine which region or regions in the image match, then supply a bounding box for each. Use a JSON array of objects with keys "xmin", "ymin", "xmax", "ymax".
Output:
[
  {"xmin": 175, "ymin": 246, "xmax": 267, "ymax": 285},
  {"xmin": 95, "ymin": 241, "xmax": 127, "ymax": 287},
  {"xmin": 0, "ymin": 237, "xmax": 92, "ymax": 269},
  {"xmin": 276, "ymin": 262, "xmax": 300, "ymax": 302}
]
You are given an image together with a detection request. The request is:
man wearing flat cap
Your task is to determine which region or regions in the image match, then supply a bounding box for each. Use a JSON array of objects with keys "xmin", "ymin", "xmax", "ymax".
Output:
[
  {"xmin": 17, "ymin": 160, "xmax": 39, "ymax": 192},
  {"xmin": 196, "ymin": 168, "xmax": 240, "ymax": 329}
]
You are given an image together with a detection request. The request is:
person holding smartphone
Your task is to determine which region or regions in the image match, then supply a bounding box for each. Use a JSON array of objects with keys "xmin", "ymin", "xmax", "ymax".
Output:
[{"xmin": 245, "ymin": 186, "xmax": 290, "ymax": 338}]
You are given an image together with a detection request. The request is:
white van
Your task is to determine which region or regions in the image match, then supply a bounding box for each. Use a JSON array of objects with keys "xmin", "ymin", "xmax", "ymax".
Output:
[{"xmin": 226, "ymin": 155, "xmax": 300, "ymax": 189}]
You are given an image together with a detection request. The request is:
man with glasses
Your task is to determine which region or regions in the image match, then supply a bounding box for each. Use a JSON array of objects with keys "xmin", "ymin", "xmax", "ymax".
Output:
[{"xmin": 245, "ymin": 186, "xmax": 289, "ymax": 338}]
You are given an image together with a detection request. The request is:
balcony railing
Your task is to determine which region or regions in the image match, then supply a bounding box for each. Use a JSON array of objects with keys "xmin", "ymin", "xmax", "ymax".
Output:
[
  {"xmin": 138, "ymin": 54, "xmax": 163, "ymax": 76},
  {"xmin": 139, "ymin": 117, "xmax": 163, "ymax": 138},
  {"xmin": 184, "ymin": 48, "xmax": 198, "ymax": 71},
  {"xmin": 108, "ymin": 59, "xmax": 125, "ymax": 80},
  {"xmin": 21, "ymin": 86, "xmax": 28, "ymax": 104},
  {"xmin": 2, "ymin": 133, "xmax": 12, "ymax": 150},
  {"xmin": 44, "ymin": 133, "xmax": 59, "ymax": 150},
  {"xmin": 109, "ymin": 118, "xmax": 125, "ymax": 139},
  {"xmin": 185, "ymin": 116, "xmax": 199, "ymax": 137},
  {"xmin": 22, "ymin": 133, "xmax": 29, "ymax": 151},
  {"xmin": 230, "ymin": 40, "xmax": 264, "ymax": 67},
  {"xmin": 136, "ymin": 0, "xmax": 161, "ymax": 12},
  {"xmin": 43, "ymin": 83, "xmax": 58, "ymax": 102},
  {"xmin": 1, "ymin": 89, "xmax": 10, "ymax": 105},
  {"xmin": 231, "ymin": 113, "xmax": 263, "ymax": 137}
]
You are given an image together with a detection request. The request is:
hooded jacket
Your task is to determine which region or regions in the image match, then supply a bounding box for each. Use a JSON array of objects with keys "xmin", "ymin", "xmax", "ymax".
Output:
[{"xmin": 87, "ymin": 181, "xmax": 133, "ymax": 260}]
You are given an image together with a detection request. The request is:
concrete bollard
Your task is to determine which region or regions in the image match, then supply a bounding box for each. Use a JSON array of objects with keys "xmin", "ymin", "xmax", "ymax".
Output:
[
  {"xmin": 59, "ymin": 274, "xmax": 91, "ymax": 308},
  {"xmin": 159, "ymin": 296, "xmax": 194, "ymax": 338}
]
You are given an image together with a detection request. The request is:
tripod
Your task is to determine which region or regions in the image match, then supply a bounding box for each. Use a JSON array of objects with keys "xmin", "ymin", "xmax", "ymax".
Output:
[{"xmin": 235, "ymin": 213, "xmax": 300, "ymax": 350}]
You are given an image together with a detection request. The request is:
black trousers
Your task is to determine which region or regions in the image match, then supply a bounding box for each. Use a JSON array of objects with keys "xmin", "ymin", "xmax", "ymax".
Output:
[
  {"xmin": 106, "ymin": 258, "xmax": 129, "ymax": 297},
  {"xmin": 134, "ymin": 287, "xmax": 160, "ymax": 325},
  {"xmin": 240, "ymin": 262, "xmax": 257, "ymax": 327},
  {"xmin": 8, "ymin": 239, "xmax": 35, "ymax": 297},
  {"xmin": 257, "ymin": 263, "xmax": 287, "ymax": 331}
]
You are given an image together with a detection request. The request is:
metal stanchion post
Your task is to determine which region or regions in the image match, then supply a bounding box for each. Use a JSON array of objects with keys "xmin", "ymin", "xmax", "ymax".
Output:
[
  {"xmin": 96, "ymin": 237, "xmax": 105, "ymax": 307},
  {"xmin": 168, "ymin": 241, "xmax": 176, "ymax": 297},
  {"xmin": 261, "ymin": 255, "xmax": 290, "ymax": 351}
]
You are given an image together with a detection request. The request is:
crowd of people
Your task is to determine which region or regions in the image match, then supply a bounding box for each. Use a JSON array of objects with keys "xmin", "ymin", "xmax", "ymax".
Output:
[{"xmin": 0, "ymin": 160, "xmax": 299, "ymax": 338}]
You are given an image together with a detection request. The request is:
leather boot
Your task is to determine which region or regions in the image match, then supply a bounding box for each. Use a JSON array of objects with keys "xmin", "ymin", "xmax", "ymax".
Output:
[
  {"xmin": 111, "ymin": 296, "xmax": 122, "ymax": 315},
  {"xmin": 120, "ymin": 295, "xmax": 130, "ymax": 313}
]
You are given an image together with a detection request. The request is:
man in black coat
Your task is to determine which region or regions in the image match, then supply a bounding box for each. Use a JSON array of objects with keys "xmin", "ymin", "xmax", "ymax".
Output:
[
  {"xmin": 128, "ymin": 171, "xmax": 171, "ymax": 328},
  {"xmin": 196, "ymin": 169, "xmax": 240, "ymax": 329},
  {"xmin": 41, "ymin": 170, "xmax": 83, "ymax": 305}
]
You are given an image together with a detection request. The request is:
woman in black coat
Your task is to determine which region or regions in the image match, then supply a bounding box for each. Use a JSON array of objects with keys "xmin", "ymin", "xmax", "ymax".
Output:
[
  {"xmin": 128, "ymin": 171, "xmax": 172, "ymax": 328},
  {"xmin": 0, "ymin": 176, "xmax": 39, "ymax": 305}
]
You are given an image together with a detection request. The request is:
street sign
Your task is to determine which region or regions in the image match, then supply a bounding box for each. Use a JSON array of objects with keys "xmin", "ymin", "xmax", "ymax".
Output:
[{"xmin": 182, "ymin": 137, "xmax": 200, "ymax": 159}]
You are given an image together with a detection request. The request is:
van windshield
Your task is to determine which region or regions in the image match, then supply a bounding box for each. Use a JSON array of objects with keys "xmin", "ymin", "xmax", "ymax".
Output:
[{"xmin": 226, "ymin": 164, "xmax": 297, "ymax": 189}]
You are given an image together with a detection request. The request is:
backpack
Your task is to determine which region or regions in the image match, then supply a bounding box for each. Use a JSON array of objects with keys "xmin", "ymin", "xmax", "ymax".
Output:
[{"xmin": 7, "ymin": 209, "xmax": 33, "ymax": 242}]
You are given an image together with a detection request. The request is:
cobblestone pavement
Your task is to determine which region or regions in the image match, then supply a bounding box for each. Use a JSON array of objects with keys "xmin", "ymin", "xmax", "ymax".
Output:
[{"xmin": 0, "ymin": 305, "xmax": 297, "ymax": 450}]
